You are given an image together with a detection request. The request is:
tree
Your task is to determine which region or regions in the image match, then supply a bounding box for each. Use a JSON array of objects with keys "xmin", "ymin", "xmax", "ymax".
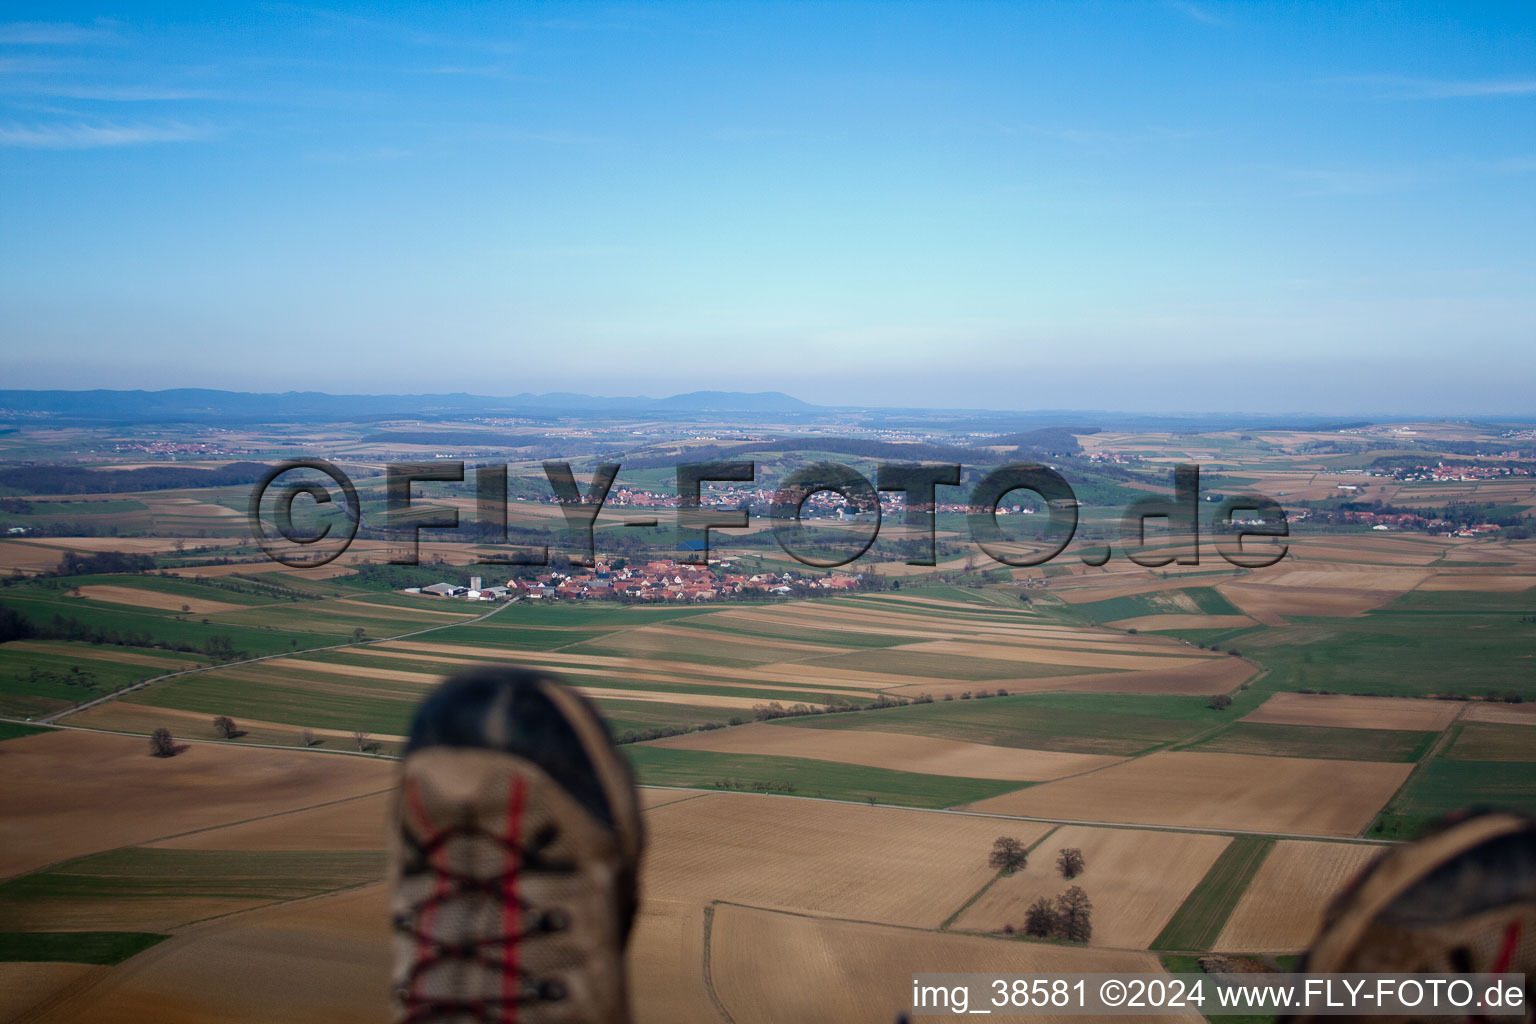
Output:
[
  {"xmin": 989, "ymin": 836, "xmax": 1028, "ymax": 874},
  {"xmin": 149, "ymin": 727, "xmax": 176, "ymax": 757},
  {"xmin": 1057, "ymin": 847, "xmax": 1085, "ymax": 879},
  {"xmin": 212, "ymin": 715, "xmax": 238, "ymax": 739},
  {"xmin": 1055, "ymin": 886, "xmax": 1092, "ymax": 942},
  {"xmin": 352, "ymin": 729, "xmax": 370, "ymax": 752},
  {"xmin": 352, "ymin": 627, "xmax": 366, "ymax": 642},
  {"xmin": 1023, "ymin": 897, "xmax": 1059, "ymax": 937},
  {"xmin": 1209, "ymin": 694, "xmax": 1233, "ymax": 711},
  {"xmin": 300, "ymin": 728, "xmax": 316, "ymax": 747}
]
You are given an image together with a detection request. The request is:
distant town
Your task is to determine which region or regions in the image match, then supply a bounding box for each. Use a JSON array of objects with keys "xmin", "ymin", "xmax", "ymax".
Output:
[{"xmin": 404, "ymin": 559, "xmax": 866, "ymax": 602}]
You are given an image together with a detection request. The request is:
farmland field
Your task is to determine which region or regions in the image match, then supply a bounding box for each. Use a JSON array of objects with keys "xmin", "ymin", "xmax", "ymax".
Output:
[{"xmin": 0, "ymin": 416, "xmax": 1533, "ymax": 1022}]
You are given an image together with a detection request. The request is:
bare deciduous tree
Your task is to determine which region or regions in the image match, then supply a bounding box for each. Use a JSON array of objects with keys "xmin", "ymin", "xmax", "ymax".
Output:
[
  {"xmin": 1057, "ymin": 847, "xmax": 1085, "ymax": 879},
  {"xmin": 1209, "ymin": 694, "xmax": 1233, "ymax": 711},
  {"xmin": 212, "ymin": 715, "xmax": 237, "ymax": 739},
  {"xmin": 301, "ymin": 728, "xmax": 316, "ymax": 747},
  {"xmin": 149, "ymin": 727, "xmax": 176, "ymax": 757},
  {"xmin": 352, "ymin": 729, "xmax": 370, "ymax": 752},
  {"xmin": 1055, "ymin": 885, "xmax": 1092, "ymax": 942},
  {"xmin": 989, "ymin": 836, "xmax": 1028, "ymax": 874},
  {"xmin": 1023, "ymin": 897, "xmax": 1059, "ymax": 937}
]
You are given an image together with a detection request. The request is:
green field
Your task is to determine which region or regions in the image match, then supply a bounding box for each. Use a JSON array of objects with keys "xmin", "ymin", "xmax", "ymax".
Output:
[
  {"xmin": 1177, "ymin": 600, "xmax": 1536, "ymax": 702},
  {"xmin": 1443, "ymin": 722, "xmax": 1536, "ymax": 761},
  {"xmin": 1152, "ymin": 837, "xmax": 1275, "ymax": 951},
  {"xmin": 0, "ymin": 848, "xmax": 385, "ymax": 909},
  {"xmin": 0, "ymin": 720, "xmax": 49, "ymax": 742},
  {"xmin": 1067, "ymin": 586, "xmax": 1245, "ymax": 625},
  {"xmin": 0, "ymin": 931, "xmax": 168, "ymax": 965},
  {"xmin": 622, "ymin": 745, "xmax": 1025, "ymax": 808},
  {"xmin": 1369, "ymin": 758, "xmax": 1536, "ymax": 838},
  {"xmin": 0, "ymin": 642, "xmax": 208, "ymax": 718}
]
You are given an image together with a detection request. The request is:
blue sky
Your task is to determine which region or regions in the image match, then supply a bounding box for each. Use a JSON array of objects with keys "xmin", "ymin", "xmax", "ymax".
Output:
[{"xmin": 1, "ymin": 2, "xmax": 1533, "ymax": 414}]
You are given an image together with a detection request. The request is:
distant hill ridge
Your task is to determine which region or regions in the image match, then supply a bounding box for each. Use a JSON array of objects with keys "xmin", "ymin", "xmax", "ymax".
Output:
[{"xmin": 0, "ymin": 388, "xmax": 816, "ymax": 422}]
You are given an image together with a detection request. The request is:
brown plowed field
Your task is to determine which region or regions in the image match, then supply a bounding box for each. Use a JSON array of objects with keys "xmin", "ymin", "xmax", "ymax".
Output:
[
  {"xmin": 642, "ymin": 793, "xmax": 1051, "ymax": 928},
  {"xmin": 964, "ymin": 751, "xmax": 1411, "ymax": 837},
  {"xmin": 1214, "ymin": 840, "xmax": 1384, "ymax": 952},
  {"xmin": 0, "ymin": 730, "xmax": 389, "ymax": 877},
  {"xmin": 709, "ymin": 903, "xmax": 1192, "ymax": 1024},
  {"xmin": 1241, "ymin": 692, "xmax": 1462, "ymax": 732}
]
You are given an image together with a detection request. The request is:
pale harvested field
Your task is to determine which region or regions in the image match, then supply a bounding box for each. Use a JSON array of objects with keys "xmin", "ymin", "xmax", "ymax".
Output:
[
  {"xmin": 1215, "ymin": 840, "xmax": 1385, "ymax": 953},
  {"xmin": 274, "ymin": 658, "xmax": 441, "ymax": 684},
  {"xmin": 1108, "ymin": 613, "xmax": 1257, "ymax": 631},
  {"xmin": 144, "ymin": 499, "xmax": 241, "ymax": 518},
  {"xmin": 1218, "ymin": 581, "xmax": 1400, "ymax": 621},
  {"xmin": 73, "ymin": 584, "xmax": 245, "ymax": 614},
  {"xmin": 1052, "ymin": 573, "xmax": 1222, "ymax": 604},
  {"xmin": 338, "ymin": 596, "xmax": 467, "ymax": 618},
  {"xmin": 1461, "ymin": 702, "xmax": 1536, "ymax": 725},
  {"xmin": 964, "ymin": 751, "xmax": 1412, "ymax": 837},
  {"xmin": 1239, "ymin": 567, "xmax": 1432, "ymax": 591},
  {"xmin": 31, "ymin": 883, "xmax": 393, "ymax": 1024},
  {"xmin": 1242, "ymin": 692, "xmax": 1463, "ymax": 732},
  {"xmin": 651, "ymin": 724, "xmax": 1123, "ymax": 781},
  {"xmin": 643, "ymin": 793, "xmax": 1051, "ymax": 927},
  {"xmin": 66, "ymin": 702, "xmax": 409, "ymax": 748},
  {"xmin": 1416, "ymin": 574, "xmax": 1535, "ymax": 592},
  {"xmin": 0, "ymin": 730, "xmax": 390, "ymax": 877},
  {"xmin": 0, "ymin": 540, "xmax": 72, "ymax": 572},
  {"xmin": 902, "ymin": 639, "xmax": 1213, "ymax": 671},
  {"xmin": 581, "ymin": 685, "xmax": 812, "ymax": 710},
  {"xmin": 954, "ymin": 825, "xmax": 1231, "ymax": 947},
  {"xmin": 710, "ymin": 904, "xmax": 1190, "ymax": 1024}
]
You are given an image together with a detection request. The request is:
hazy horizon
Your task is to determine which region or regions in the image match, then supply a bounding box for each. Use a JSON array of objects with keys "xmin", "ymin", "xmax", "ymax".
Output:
[{"xmin": 3, "ymin": 2, "xmax": 1534, "ymax": 414}]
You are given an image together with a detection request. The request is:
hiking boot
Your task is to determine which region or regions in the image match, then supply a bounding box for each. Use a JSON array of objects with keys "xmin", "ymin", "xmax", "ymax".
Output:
[
  {"xmin": 1286, "ymin": 810, "xmax": 1536, "ymax": 1023},
  {"xmin": 389, "ymin": 666, "xmax": 644, "ymax": 1023}
]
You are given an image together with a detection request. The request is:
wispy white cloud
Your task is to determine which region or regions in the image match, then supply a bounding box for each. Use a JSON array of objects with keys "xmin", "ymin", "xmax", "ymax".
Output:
[
  {"xmin": 0, "ymin": 55, "xmax": 80, "ymax": 74},
  {"xmin": 9, "ymin": 83, "xmax": 215, "ymax": 102},
  {"xmin": 1336, "ymin": 75, "xmax": 1536, "ymax": 99},
  {"xmin": 0, "ymin": 120, "xmax": 213, "ymax": 149},
  {"xmin": 0, "ymin": 21, "xmax": 119, "ymax": 45},
  {"xmin": 1167, "ymin": 1, "xmax": 1222, "ymax": 25}
]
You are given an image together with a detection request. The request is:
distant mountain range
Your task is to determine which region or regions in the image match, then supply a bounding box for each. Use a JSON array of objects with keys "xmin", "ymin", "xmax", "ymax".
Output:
[{"xmin": 0, "ymin": 388, "xmax": 817, "ymax": 423}]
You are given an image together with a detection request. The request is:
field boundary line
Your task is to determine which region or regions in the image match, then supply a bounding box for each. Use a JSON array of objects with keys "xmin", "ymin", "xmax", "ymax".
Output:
[
  {"xmin": 699, "ymin": 903, "xmax": 737, "ymax": 1024},
  {"xmin": 939, "ymin": 824, "xmax": 1060, "ymax": 930}
]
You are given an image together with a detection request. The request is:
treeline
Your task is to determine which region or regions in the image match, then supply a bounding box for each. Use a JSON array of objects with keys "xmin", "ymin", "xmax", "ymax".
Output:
[
  {"xmin": 986, "ymin": 426, "xmax": 1095, "ymax": 454},
  {"xmin": 55, "ymin": 550, "xmax": 156, "ymax": 575},
  {"xmin": 0, "ymin": 461, "xmax": 271, "ymax": 495},
  {"xmin": 0, "ymin": 601, "xmax": 246, "ymax": 661}
]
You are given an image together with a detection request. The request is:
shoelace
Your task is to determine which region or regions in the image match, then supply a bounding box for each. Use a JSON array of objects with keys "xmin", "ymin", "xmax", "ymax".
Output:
[{"xmin": 394, "ymin": 791, "xmax": 578, "ymax": 1024}]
